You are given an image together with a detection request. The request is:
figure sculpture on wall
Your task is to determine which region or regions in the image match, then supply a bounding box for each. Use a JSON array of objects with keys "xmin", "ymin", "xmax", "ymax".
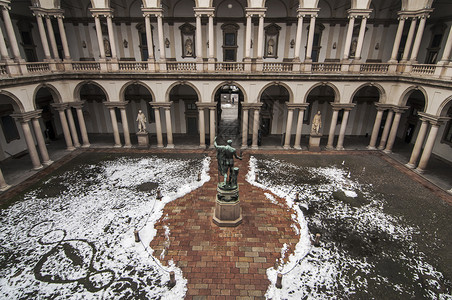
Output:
[
  {"xmin": 311, "ymin": 111, "xmax": 322, "ymax": 134},
  {"xmin": 136, "ymin": 110, "xmax": 147, "ymax": 133},
  {"xmin": 185, "ymin": 38, "xmax": 193, "ymax": 56},
  {"xmin": 267, "ymin": 38, "xmax": 275, "ymax": 56},
  {"xmin": 214, "ymin": 137, "xmax": 242, "ymax": 188},
  {"xmin": 104, "ymin": 38, "xmax": 111, "ymax": 57}
]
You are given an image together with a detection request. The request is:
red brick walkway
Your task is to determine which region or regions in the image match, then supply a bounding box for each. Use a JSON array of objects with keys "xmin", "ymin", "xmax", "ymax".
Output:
[{"xmin": 150, "ymin": 153, "xmax": 299, "ymax": 299}]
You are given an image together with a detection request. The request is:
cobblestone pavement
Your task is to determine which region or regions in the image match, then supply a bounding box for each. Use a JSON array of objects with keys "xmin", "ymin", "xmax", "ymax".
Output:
[{"xmin": 150, "ymin": 152, "xmax": 299, "ymax": 299}]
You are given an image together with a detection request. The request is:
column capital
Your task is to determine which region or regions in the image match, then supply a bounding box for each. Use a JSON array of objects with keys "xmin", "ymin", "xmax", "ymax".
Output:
[
  {"xmin": 418, "ymin": 112, "xmax": 450, "ymax": 125},
  {"xmin": 391, "ymin": 105, "xmax": 409, "ymax": 114},
  {"xmin": 297, "ymin": 8, "xmax": 320, "ymax": 17},
  {"xmin": 397, "ymin": 8, "xmax": 433, "ymax": 19},
  {"xmin": 331, "ymin": 103, "xmax": 355, "ymax": 111},
  {"xmin": 242, "ymin": 102, "xmax": 263, "ymax": 110},
  {"xmin": 0, "ymin": 2, "xmax": 10, "ymax": 10},
  {"xmin": 104, "ymin": 101, "xmax": 128, "ymax": 109},
  {"xmin": 69, "ymin": 101, "xmax": 86, "ymax": 109},
  {"xmin": 286, "ymin": 103, "xmax": 309, "ymax": 110},
  {"xmin": 196, "ymin": 102, "xmax": 216, "ymax": 109},
  {"xmin": 150, "ymin": 102, "xmax": 172, "ymax": 109},
  {"xmin": 142, "ymin": 7, "xmax": 163, "ymax": 17},
  {"xmin": 375, "ymin": 103, "xmax": 393, "ymax": 111},
  {"xmin": 51, "ymin": 103, "xmax": 70, "ymax": 111},
  {"xmin": 347, "ymin": 9, "xmax": 372, "ymax": 18},
  {"xmin": 194, "ymin": 7, "xmax": 215, "ymax": 16},
  {"xmin": 245, "ymin": 7, "xmax": 267, "ymax": 16},
  {"xmin": 11, "ymin": 110, "xmax": 42, "ymax": 122},
  {"xmin": 89, "ymin": 8, "xmax": 114, "ymax": 18}
]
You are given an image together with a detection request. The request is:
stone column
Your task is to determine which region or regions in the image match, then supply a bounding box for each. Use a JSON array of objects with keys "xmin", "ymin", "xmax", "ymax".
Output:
[
  {"xmin": 378, "ymin": 110, "xmax": 394, "ymax": 150},
  {"xmin": 343, "ymin": 16, "xmax": 355, "ymax": 60},
  {"xmin": 45, "ymin": 15, "xmax": 59, "ymax": 59},
  {"xmin": 94, "ymin": 15, "xmax": 106, "ymax": 59},
  {"xmin": 52, "ymin": 104, "xmax": 75, "ymax": 151},
  {"xmin": 410, "ymin": 15, "xmax": 427, "ymax": 62},
  {"xmin": 157, "ymin": 13, "xmax": 166, "ymax": 60},
  {"xmin": 164, "ymin": 106, "xmax": 174, "ymax": 148},
  {"xmin": 294, "ymin": 105, "xmax": 308, "ymax": 150},
  {"xmin": 252, "ymin": 107, "xmax": 261, "ymax": 149},
  {"xmin": 0, "ymin": 168, "xmax": 10, "ymax": 191},
  {"xmin": 294, "ymin": 13, "xmax": 304, "ymax": 61},
  {"xmin": 415, "ymin": 121, "xmax": 441, "ymax": 173},
  {"xmin": 401, "ymin": 17, "xmax": 417, "ymax": 63},
  {"xmin": 119, "ymin": 106, "xmax": 131, "ymax": 148},
  {"xmin": 283, "ymin": 107, "xmax": 294, "ymax": 149},
  {"xmin": 336, "ymin": 108, "xmax": 353, "ymax": 150},
  {"xmin": 72, "ymin": 102, "xmax": 90, "ymax": 147},
  {"xmin": 106, "ymin": 15, "xmax": 118, "ymax": 60},
  {"xmin": 198, "ymin": 107, "xmax": 206, "ymax": 148},
  {"xmin": 354, "ymin": 16, "xmax": 368, "ymax": 60},
  {"xmin": 241, "ymin": 108, "xmax": 249, "ymax": 148},
  {"xmin": 56, "ymin": 15, "xmax": 71, "ymax": 60},
  {"xmin": 195, "ymin": 13, "xmax": 202, "ymax": 60},
  {"xmin": 0, "ymin": 24, "xmax": 10, "ymax": 60},
  {"xmin": 18, "ymin": 120, "xmax": 43, "ymax": 170},
  {"xmin": 65, "ymin": 107, "xmax": 81, "ymax": 147},
  {"xmin": 405, "ymin": 118, "xmax": 429, "ymax": 168},
  {"xmin": 105, "ymin": 105, "xmax": 122, "ymax": 147},
  {"xmin": 2, "ymin": 5, "xmax": 21, "ymax": 61},
  {"xmin": 439, "ymin": 25, "xmax": 452, "ymax": 63},
  {"xmin": 326, "ymin": 108, "xmax": 340, "ymax": 149},
  {"xmin": 257, "ymin": 14, "xmax": 265, "ymax": 59},
  {"xmin": 35, "ymin": 14, "xmax": 52, "ymax": 60},
  {"xmin": 208, "ymin": 13, "xmax": 214, "ymax": 59},
  {"xmin": 31, "ymin": 116, "xmax": 53, "ymax": 166},
  {"xmin": 153, "ymin": 106, "xmax": 163, "ymax": 148},
  {"xmin": 306, "ymin": 15, "xmax": 317, "ymax": 60},
  {"xmin": 245, "ymin": 13, "xmax": 252, "ymax": 59},
  {"xmin": 367, "ymin": 106, "xmax": 386, "ymax": 149},
  {"xmin": 144, "ymin": 14, "xmax": 155, "ymax": 59},
  {"xmin": 384, "ymin": 107, "xmax": 407, "ymax": 153},
  {"xmin": 389, "ymin": 17, "xmax": 406, "ymax": 62},
  {"xmin": 209, "ymin": 107, "xmax": 216, "ymax": 148}
]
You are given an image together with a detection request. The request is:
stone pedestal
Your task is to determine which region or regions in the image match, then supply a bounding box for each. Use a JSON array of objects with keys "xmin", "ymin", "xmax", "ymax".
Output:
[
  {"xmin": 213, "ymin": 185, "xmax": 242, "ymax": 227},
  {"xmin": 137, "ymin": 132, "xmax": 149, "ymax": 149},
  {"xmin": 309, "ymin": 133, "xmax": 322, "ymax": 152}
]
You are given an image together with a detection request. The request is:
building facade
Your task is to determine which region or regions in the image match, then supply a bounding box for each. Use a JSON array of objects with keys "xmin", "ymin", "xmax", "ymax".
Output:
[{"xmin": 0, "ymin": 0, "xmax": 451, "ymax": 189}]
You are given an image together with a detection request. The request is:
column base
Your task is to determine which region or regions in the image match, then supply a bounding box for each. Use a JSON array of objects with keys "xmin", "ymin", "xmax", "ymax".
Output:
[
  {"xmin": 383, "ymin": 149, "xmax": 392, "ymax": 154},
  {"xmin": 123, "ymin": 145, "xmax": 132, "ymax": 149},
  {"xmin": 67, "ymin": 146, "xmax": 76, "ymax": 151},
  {"xmin": 82, "ymin": 143, "xmax": 91, "ymax": 148},
  {"xmin": 366, "ymin": 145, "xmax": 377, "ymax": 150},
  {"xmin": 405, "ymin": 163, "xmax": 416, "ymax": 169},
  {"xmin": 33, "ymin": 165, "xmax": 43, "ymax": 171},
  {"xmin": 114, "ymin": 144, "xmax": 122, "ymax": 148},
  {"xmin": 157, "ymin": 145, "xmax": 164, "ymax": 148},
  {"xmin": 293, "ymin": 145, "xmax": 302, "ymax": 150},
  {"xmin": 283, "ymin": 145, "xmax": 291, "ymax": 150},
  {"xmin": 241, "ymin": 145, "xmax": 248, "ymax": 150},
  {"xmin": 74, "ymin": 143, "xmax": 81, "ymax": 148},
  {"xmin": 377, "ymin": 145, "xmax": 385, "ymax": 150},
  {"xmin": 336, "ymin": 146, "xmax": 345, "ymax": 151},
  {"xmin": 166, "ymin": 144, "xmax": 175, "ymax": 149},
  {"xmin": 251, "ymin": 145, "xmax": 259, "ymax": 150},
  {"xmin": 414, "ymin": 168, "xmax": 425, "ymax": 174},
  {"xmin": 0, "ymin": 184, "xmax": 11, "ymax": 192},
  {"xmin": 447, "ymin": 189, "xmax": 452, "ymax": 195},
  {"xmin": 325, "ymin": 145, "xmax": 335, "ymax": 150}
]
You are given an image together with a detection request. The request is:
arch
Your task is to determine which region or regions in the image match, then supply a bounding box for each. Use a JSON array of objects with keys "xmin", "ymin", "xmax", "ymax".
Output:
[
  {"xmin": 257, "ymin": 81, "xmax": 294, "ymax": 103},
  {"xmin": 304, "ymin": 82, "xmax": 340, "ymax": 103},
  {"xmin": 33, "ymin": 83, "xmax": 63, "ymax": 109},
  {"xmin": 436, "ymin": 95, "xmax": 452, "ymax": 116},
  {"xmin": 399, "ymin": 86, "xmax": 428, "ymax": 110},
  {"xmin": 0, "ymin": 90, "xmax": 25, "ymax": 113},
  {"xmin": 73, "ymin": 80, "xmax": 110, "ymax": 102},
  {"xmin": 350, "ymin": 82, "xmax": 387, "ymax": 104},
  {"xmin": 119, "ymin": 81, "xmax": 155, "ymax": 102},
  {"xmin": 211, "ymin": 81, "xmax": 248, "ymax": 103},
  {"xmin": 166, "ymin": 81, "xmax": 202, "ymax": 103}
]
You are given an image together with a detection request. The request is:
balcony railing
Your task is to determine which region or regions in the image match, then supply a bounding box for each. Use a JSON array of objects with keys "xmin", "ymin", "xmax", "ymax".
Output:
[
  {"xmin": 263, "ymin": 63, "xmax": 293, "ymax": 72},
  {"xmin": 72, "ymin": 62, "xmax": 101, "ymax": 71},
  {"xmin": 215, "ymin": 62, "xmax": 244, "ymax": 72},
  {"xmin": 312, "ymin": 63, "xmax": 342, "ymax": 73},
  {"xmin": 360, "ymin": 63, "xmax": 389, "ymax": 73},
  {"xmin": 167, "ymin": 62, "xmax": 196, "ymax": 72},
  {"xmin": 26, "ymin": 62, "xmax": 50, "ymax": 73},
  {"xmin": 0, "ymin": 60, "xmax": 449, "ymax": 81}
]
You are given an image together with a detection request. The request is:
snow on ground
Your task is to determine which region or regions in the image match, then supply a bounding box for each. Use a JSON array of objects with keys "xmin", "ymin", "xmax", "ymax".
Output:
[
  {"xmin": 247, "ymin": 156, "xmax": 451, "ymax": 300},
  {"xmin": 0, "ymin": 154, "xmax": 210, "ymax": 299}
]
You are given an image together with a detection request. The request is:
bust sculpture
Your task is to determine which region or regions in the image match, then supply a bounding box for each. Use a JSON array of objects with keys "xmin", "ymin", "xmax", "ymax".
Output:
[
  {"xmin": 136, "ymin": 110, "xmax": 147, "ymax": 133},
  {"xmin": 311, "ymin": 111, "xmax": 322, "ymax": 134},
  {"xmin": 214, "ymin": 137, "xmax": 242, "ymax": 188}
]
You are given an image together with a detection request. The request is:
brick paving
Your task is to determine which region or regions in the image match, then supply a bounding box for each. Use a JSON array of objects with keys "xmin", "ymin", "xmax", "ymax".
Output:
[{"xmin": 150, "ymin": 153, "xmax": 299, "ymax": 299}]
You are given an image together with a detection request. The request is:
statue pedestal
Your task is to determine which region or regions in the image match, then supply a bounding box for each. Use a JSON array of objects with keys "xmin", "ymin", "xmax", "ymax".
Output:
[
  {"xmin": 137, "ymin": 132, "xmax": 149, "ymax": 149},
  {"xmin": 309, "ymin": 133, "xmax": 322, "ymax": 152},
  {"xmin": 213, "ymin": 185, "xmax": 242, "ymax": 227}
]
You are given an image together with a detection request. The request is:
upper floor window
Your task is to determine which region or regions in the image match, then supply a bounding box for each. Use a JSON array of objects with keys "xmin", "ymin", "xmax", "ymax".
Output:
[
  {"xmin": 221, "ymin": 23, "xmax": 239, "ymax": 62},
  {"xmin": 425, "ymin": 24, "xmax": 446, "ymax": 64}
]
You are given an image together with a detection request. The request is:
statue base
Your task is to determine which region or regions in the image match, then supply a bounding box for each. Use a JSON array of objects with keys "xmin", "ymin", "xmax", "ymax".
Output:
[
  {"xmin": 213, "ymin": 185, "xmax": 242, "ymax": 227},
  {"xmin": 309, "ymin": 133, "xmax": 322, "ymax": 152},
  {"xmin": 137, "ymin": 132, "xmax": 149, "ymax": 149}
]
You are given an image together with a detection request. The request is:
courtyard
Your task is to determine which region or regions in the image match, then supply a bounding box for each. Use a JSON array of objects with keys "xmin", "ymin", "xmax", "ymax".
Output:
[{"xmin": 0, "ymin": 149, "xmax": 451, "ymax": 299}]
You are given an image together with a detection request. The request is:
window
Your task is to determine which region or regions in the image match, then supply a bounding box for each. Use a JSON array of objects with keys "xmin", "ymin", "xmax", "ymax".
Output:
[
  {"xmin": 425, "ymin": 24, "xmax": 446, "ymax": 64},
  {"xmin": 306, "ymin": 23, "xmax": 324, "ymax": 62},
  {"xmin": 221, "ymin": 23, "xmax": 239, "ymax": 62}
]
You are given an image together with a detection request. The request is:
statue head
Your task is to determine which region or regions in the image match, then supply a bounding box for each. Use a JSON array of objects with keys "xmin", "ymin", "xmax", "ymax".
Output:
[
  {"xmin": 138, "ymin": 110, "xmax": 142, "ymax": 113},
  {"xmin": 317, "ymin": 111, "xmax": 321, "ymax": 114},
  {"xmin": 227, "ymin": 140, "xmax": 233, "ymax": 145}
]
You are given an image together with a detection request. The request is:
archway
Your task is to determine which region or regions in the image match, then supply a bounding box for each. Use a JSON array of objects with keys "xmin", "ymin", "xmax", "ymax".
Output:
[
  {"xmin": 168, "ymin": 84, "xmax": 199, "ymax": 146},
  {"xmin": 400, "ymin": 90, "xmax": 426, "ymax": 146},
  {"xmin": 351, "ymin": 85, "xmax": 381, "ymax": 145},
  {"xmin": 214, "ymin": 84, "xmax": 244, "ymax": 146},
  {"xmin": 123, "ymin": 83, "xmax": 154, "ymax": 143},
  {"xmin": 35, "ymin": 87, "xmax": 60, "ymax": 143},
  {"xmin": 258, "ymin": 84, "xmax": 290, "ymax": 147},
  {"xmin": 0, "ymin": 93, "xmax": 24, "ymax": 160}
]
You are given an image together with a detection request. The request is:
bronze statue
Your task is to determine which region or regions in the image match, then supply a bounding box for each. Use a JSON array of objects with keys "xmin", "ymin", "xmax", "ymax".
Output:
[{"xmin": 214, "ymin": 137, "xmax": 242, "ymax": 187}]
